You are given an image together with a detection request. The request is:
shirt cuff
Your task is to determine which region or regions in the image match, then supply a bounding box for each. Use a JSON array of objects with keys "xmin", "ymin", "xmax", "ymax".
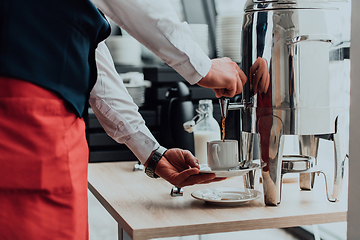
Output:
[
  {"xmin": 172, "ymin": 56, "xmax": 212, "ymax": 85},
  {"xmin": 124, "ymin": 125, "xmax": 159, "ymax": 165}
]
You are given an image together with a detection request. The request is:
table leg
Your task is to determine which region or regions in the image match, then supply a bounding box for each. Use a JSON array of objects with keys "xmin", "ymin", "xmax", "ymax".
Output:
[{"xmin": 118, "ymin": 224, "xmax": 132, "ymax": 240}]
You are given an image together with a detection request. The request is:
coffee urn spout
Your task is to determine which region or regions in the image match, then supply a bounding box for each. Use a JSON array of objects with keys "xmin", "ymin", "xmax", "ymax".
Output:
[
  {"xmin": 219, "ymin": 97, "xmax": 230, "ymax": 118},
  {"xmin": 219, "ymin": 97, "xmax": 249, "ymax": 118}
]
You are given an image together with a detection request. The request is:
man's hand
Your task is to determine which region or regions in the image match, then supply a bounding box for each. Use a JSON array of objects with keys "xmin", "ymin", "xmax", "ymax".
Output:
[
  {"xmin": 197, "ymin": 57, "xmax": 247, "ymax": 98},
  {"xmin": 154, "ymin": 148, "xmax": 225, "ymax": 188}
]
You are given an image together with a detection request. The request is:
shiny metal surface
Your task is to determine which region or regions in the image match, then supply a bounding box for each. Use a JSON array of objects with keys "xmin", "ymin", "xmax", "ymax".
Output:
[
  {"xmin": 298, "ymin": 135, "xmax": 319, "ymax": 190},
  {"xmin": 219, "ymin": 97, "xmax": 230, "ymax": 118},
  {"xmin": 328, "ymin": 114, "xmax": 349, "ymax": 201},
  {"xmin": 219, "ymin": 0, "xmax": 348, "ymax": 206},
  {"xmin": 258, "ymin": 115, "xmax": 284, "ymax": 205},
  {"xmin": 282, "ymin": 155, "xmax": 315, "ymax": 174},
  {"xmin": 170, "ymin": 186, "xmax": 184, "ymax": 197},
  {"xmin": 240, "ymin": 132, "xmax": 256, "ymax": 189},
  {"xmin": 244, "ymin": 0, "xmax": 340, "ymax": 12},
  {"xmin": 240, "ymin": 131, "xmax": 255, "ymax": 162},
  {"xmin": 133, "ymin": 162, "xmax": 145, "ymax": 171},
  {"xmin": 240, "ymin": 1, "xmax": 346, "ymax": 135}
]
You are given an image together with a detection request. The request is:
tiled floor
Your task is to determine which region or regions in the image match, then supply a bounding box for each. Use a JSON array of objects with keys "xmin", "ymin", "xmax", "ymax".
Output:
[{"xmin": 88, "ymin": 190, "xmax": 118, "ymax": 240}]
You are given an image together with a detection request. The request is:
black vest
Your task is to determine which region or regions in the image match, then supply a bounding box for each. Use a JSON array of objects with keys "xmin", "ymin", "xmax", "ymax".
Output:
[{"xmin": 0, "ymin": 0, "xmax": 111, "ymax": 116}]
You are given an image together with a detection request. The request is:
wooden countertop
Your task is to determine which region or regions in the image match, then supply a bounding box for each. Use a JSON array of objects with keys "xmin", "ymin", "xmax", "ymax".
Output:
[{"xmin": 88, "ymin": 161, "xmax": 347, "ymax": 240}]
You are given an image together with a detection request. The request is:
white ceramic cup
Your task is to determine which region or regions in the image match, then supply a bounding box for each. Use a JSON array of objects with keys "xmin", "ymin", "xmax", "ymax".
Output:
[{"xmin": 207, "ymin": 140, "xmax": 239, "ymax": 170}]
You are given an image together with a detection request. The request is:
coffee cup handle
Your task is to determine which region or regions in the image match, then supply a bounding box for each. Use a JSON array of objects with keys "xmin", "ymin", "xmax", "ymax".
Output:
[{"xmin": 211, "ymin": 144, "xmax": 221, "ymax": 166}]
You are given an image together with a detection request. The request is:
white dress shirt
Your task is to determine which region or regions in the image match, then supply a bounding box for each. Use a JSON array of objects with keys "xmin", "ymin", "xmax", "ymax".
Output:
[{"xmin": 90, "ymin": 0, "xmax": 212, "ymax": 164}]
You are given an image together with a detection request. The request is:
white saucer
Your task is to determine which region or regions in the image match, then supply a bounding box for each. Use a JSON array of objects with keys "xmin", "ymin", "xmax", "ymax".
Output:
[
  {"xmin": 191, "ymin": 188, "xmax": 261, "ymax": 205},
  {"xmin": 199, "ymin": 162, "xmax": 261, "ymax": 178}
]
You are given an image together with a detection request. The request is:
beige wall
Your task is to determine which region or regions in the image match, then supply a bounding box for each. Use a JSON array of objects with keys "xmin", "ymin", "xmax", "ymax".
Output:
[{"xmin": 348, "ymin": 1, "xmax": 360, "ymax": 239}]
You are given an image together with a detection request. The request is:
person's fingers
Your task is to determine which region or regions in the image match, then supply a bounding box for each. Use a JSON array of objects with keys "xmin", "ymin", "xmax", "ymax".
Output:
[
  {"xmin": 181, "ymin": 149, "xmax": 200, "ymax": 169},
  {"xmin": 234, "ymin": 72, "xmax": 244, "ymax": 96},
  {"xmin": 175, "ymin": 172, "xmax": 217, "ymax": 187},
  {"xmin": 215, "ymin": 88, "xmax": 231, "ymax": 98},
  {"xmin": 197, "ymin": 57, "xmax": 247, "ymax": 98},
  {"xmin": 225, "ymin": 85, "xmax": 236, "ymax": 98},
  {"xmin": 213, "ymin": 89, "xmax": 222, "ymax": 98},
  {"xmin": 217, "ymin": 59, "xmax": 243, "ymax": 97},
  {"xmin": 166, "ymin": 168, "xmax": 201, "ymax": 187},
  {"xmin": 220, "ymin": 75, "xmax": 242, "ymax": 98},
  {"xmin": 199, "ymin": 177, "xmax": 227, "ymax": 184},
  {"xmin": 231, "ymin": 64, "xmax": 246, "ymax": 97},
  {"xmin": 238, "ymin": 68, "xmax": 248, "ymax": 87},
  {"xmin": 222, "ymin": 57, "xmax": 232, "ymax": 63}
]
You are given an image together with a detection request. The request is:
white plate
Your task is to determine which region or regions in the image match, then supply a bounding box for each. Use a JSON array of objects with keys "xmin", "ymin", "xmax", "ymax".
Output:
[
  {"xmin": 191, "ymin": 188, "xmax": 261, "ymax": 205},
  {"xmin": 199, "ymin": 162, "xmax": 261, "ymax": 178}
]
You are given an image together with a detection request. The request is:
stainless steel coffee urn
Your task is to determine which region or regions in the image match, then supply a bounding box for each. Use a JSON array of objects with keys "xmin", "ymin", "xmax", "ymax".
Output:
[{"xmin": 220, "ymin": 0, "xmax": 349, "ymax": 206}]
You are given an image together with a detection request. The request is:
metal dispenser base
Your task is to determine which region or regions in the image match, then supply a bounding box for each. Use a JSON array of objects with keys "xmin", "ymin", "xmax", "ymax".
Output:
[{"xmin": 241, "ymin": 115, "xmax": 348, "ymax": 206}]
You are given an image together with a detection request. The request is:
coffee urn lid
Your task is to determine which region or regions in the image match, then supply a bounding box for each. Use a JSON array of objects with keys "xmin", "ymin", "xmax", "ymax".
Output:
[{"xmin": 244, "ymin": 0, "xmax": 346, "ymax": 12}]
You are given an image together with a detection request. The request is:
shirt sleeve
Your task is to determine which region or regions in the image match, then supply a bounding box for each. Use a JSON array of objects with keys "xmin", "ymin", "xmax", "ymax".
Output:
[
  {"xmin": 91, "ymin": 0, "xmax": 212, "ymax": 84},
  {"xmin": 90, "ymin": 41, "xmax": 159, "ymax": 164}
]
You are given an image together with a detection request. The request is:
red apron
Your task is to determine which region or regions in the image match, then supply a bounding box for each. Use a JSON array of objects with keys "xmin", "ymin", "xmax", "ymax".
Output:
[{"xmin": 0, "ymin": 77, "xmax": 89, "ymax": 239}]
